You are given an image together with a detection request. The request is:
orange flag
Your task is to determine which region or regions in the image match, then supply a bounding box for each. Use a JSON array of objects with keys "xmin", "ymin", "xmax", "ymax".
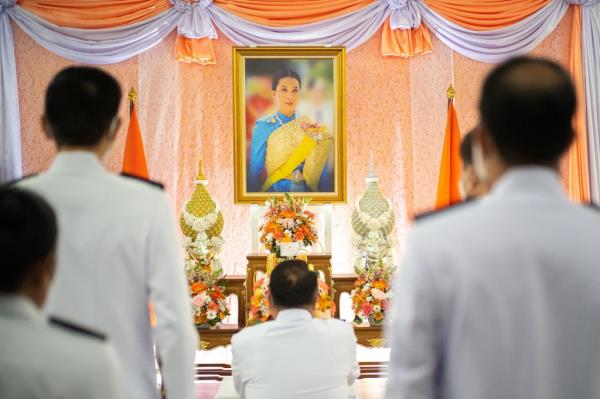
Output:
[
  {"xmin": 122, "ymin": 89, "xmax": 156, "ymax": 327},
  {"xmin": 122, "ymin": 88, "xmax": 149, "ymax": 179},
  {"xmin": 435, "ymin": 86, "xmax": 463, "ymax": 209}
]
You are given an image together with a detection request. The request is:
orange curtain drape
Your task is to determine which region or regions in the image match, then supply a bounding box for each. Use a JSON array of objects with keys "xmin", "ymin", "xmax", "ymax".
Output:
[
  {"xmin": 435, "ymin": 98, "xmax": 463, "ymax": 209},
  {"xmin": 381, "ymin": 18, "xmax": 433, "ymax": 58},
  {"xmin": 18, "ymin": 0, "xmax": 171, "ymax": 29},
  {"xmin": 424, "ymin": 0, "xmax": 551, "ymax": 31},
  {"xmin": 176, "ymin": 37, "xmax": 216, "ymax": 65},
  {"xmin": 212, "ymin": 0, "xmax": 374, "ymax": 27},
  {"xmin": 567, "ymin": 5, "xmax": 591, "ymax": 203}
]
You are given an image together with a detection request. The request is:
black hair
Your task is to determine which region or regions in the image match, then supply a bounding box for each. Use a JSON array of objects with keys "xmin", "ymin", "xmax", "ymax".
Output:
[
  {"xmin": 0, "ymin": 187, "xmax": 57, "ymax": 293},
  {"xmin": 479, "ymin": 57, "xmax": 576, "ymax": 165},
  {"xmin": 269, "ymin": 260, "xmax": 317, "ymax": 308},
  {"xmin": 272, "ymin": 69, "xmax": 302, "ymax": 91},
  {"xmin": 460, "ymin": 129, "xmax": 475, "ymax": 166},
  {"xmin": 45, "ymin": 66, "xmax": 122, "ymax": 147}
]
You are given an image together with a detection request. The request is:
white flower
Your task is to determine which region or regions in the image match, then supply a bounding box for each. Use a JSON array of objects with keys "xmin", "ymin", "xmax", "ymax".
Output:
[
  {"xmin": 373, "ymin": 305, "xmax": 381, "ymax": 313},
  {"xmin": 371, "ymin": 288, "xmax": 386, "ymax": 301},
  {"xmin": 266, "ymin": 232, "xmax": 274, "ymax": 241},
  {"xmin": 207, "ymin": 310, "xmax": 217, "ymax": 320}
]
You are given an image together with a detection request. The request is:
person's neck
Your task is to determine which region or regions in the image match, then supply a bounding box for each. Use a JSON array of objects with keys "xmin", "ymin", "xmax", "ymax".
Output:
[
  {"xmin": 271, "ymin": 304, "xmax": 314, "ymax": 319},
  {"xmin": 278, "ymin": 110, "xmax": 295, "ymax": 118},
  {"xmin": 17, "ymin": 284, "xmax": 45, "ymax": 309},
  {"xmin": 57, "ymin": 144, "xmax": 105, "ymax": 159},
  {"xmin": 488, "ymin": 160, "xmax": 559, "ymax": 187}
]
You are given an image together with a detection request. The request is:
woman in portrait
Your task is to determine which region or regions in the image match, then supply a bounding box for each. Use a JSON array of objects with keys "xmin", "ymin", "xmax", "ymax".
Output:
[{"xmin": 248, "ymin": 69, "xmax": 332, "ymax": 193}]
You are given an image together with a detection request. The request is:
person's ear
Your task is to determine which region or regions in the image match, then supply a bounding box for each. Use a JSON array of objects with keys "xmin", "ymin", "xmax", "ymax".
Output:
[
  {"xmin": 41, "ymin": 116, "xmax": 53, "ymax": 141},
  {"xmin": 106, "ymin": 117, "xmax": 121, "ymax": 142}
]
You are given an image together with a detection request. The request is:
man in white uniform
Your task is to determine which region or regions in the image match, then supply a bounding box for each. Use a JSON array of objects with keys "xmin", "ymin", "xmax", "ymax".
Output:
[
  {"xmin": 232, "ymin": 260, "xmax": 360, "ymax": 399},
  {"xmin": 0, "ymin": 187, "xmax": 124, "ymax": 399},
  {"xmin": 386, "ymin": 57, "xmax": 600, "ymax": 399},
  {"xmin": 19, "ymin": 67, "xmax": 198, "ymax": 399}
]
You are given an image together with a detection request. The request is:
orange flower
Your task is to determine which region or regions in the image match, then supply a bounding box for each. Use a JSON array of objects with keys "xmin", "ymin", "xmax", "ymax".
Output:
[
  {"xmin": 191, "ymin": 282, "xmax": 206, "ymax": 294},
  {"xmin": 294, "ymin": 231, "xmax": 305, "ymax": 241}
]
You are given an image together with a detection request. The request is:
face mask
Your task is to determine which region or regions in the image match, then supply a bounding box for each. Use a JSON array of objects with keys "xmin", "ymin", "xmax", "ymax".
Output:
[{"xmin": 472, "ymin": 140, "xmax": 488, "ymax": 182}]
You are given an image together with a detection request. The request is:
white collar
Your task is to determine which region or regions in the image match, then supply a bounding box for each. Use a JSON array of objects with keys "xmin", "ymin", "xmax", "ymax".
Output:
[
  {"xmin": 274, "ymin": 308, "xmax": 313, "ymax": 323},
  {"xmin": 47, "ymin": 151, "xmax": 106, "ymax": 177},
  {"xmin": 489, "ymin": 166, "xmax": 567, "ymax": 202},
  {"xmin": 0, "ymin": 295, "xmax": 43, "ymax": 323}
]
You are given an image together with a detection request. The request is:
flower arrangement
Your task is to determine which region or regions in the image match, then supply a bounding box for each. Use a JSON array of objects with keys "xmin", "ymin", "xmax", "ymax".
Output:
[
  {"xmin": 184, "ymin": 233, "xmax": 230, "ymax": 328},
  {"xmin": 351, "ymin": 259, "xmax": 394, "ymax": 325},
  {"xmin": 300, "ymin": 120, "xmax": 327, "ymax": 141},
  {"xmin": 247, "ymin": 271, "xmax": 336, "ymax": 326},
  {"xmin": 259, "ymin": 193, "xmax": 318, "ymax": 256}
]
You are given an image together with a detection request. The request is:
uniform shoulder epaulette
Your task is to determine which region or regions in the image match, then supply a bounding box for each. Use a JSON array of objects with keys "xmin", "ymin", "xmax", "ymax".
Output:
[
  {"xmin": 49, "ymin": 316, "xmax": 106, "ymax": 341},
  {"xmin": 257, "ymin": 114, "xmax": 277, "ymax": 124},
  {"xmin": 1, "ymin": 174, "xmax": 38, "ymax": 188},
  {"xmin": 120, "ymin": 173, "xmax": 164, "ymax": 190},
  {"xmin": 413, "ymin": 200, "xmax": 472, "ymax": 222}
]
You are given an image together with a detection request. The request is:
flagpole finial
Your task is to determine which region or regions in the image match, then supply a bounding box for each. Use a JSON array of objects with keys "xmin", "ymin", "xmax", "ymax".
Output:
[
  {"xmin": 447, "ymin": 84, "xmax": 456, "ymax": 100},
  {"xmin": 128, "ymin": 87, "xmax": 137, "ymax": 104}
]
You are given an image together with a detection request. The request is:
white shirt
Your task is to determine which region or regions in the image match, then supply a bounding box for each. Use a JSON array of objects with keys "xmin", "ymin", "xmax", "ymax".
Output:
[
  {"xmin": 232, "ymin": 309, "xmax": 360, "ymax": 399},
  {"xmin": 386, "ymin": 167, "xmax": 600, "ymax": 399},
  {"xmin": 19, "ymin": 151, "xmax": 198, "ymax": 399},
  {"xmin": 0, "ymin": 295, "xmax": 124, "ymax": 399}
]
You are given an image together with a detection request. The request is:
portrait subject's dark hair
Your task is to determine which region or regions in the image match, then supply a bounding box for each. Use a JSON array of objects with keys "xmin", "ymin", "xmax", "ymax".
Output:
[
  {"xmin": 460, "ymin": 130, "xmax": 475, "ymax": 166},
  {"xmin": 45, "ymin": 66, "xmax": 122, "ymax": 147},
  {"xmin": 0, "ymin": 187, "xmax": 57, "ymax": 293},
  {"xmin": 269, "ymin": 260, "xmax": 317, "ymax": 308},
  {"xmin": 479, "ymin": 57, "xmax": 576, "ymax": 165},
  {"xmin": 272, "ymin": 69, "xmax": 302, "ymax": 90}
]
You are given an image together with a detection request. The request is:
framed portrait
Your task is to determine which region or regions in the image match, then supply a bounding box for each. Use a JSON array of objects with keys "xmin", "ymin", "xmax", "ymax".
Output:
[{"xmin": 233, "ymin": 46, "xmax": 346, "ymax": 204}]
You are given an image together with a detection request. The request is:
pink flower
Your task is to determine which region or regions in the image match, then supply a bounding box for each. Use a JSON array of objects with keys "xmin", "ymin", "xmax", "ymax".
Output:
[
  {"xmin": 281, "ymin": 218, "xmax": 295, "ymax": 229},
  {"xmin": 381, "ymin": 299, "xmax": 390, "ymax": 311},
  {"xmin": 192, "ymin": 294, "xmax": 205, "ymax": 308},
  {"xmin": 362, "ymin": 302, "xmax": 373, "ymax": 316}
]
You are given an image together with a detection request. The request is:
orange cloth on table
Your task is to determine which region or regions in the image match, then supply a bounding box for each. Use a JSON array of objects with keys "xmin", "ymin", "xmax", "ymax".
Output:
[
  {"xmin": 424, "ymin": 0, "xmax": 551, "ymax": 30},
  {"xmin": 176, "ymin": 36, "xmax": 217, "ymax": 65},
  {"xmin": 435, "ymin": 99, "xmax": 462, "ymax": 209},
  {"xmin": 381, "ymin": 18, "xmax": 433, "ymax": 58},
  {"xmin": 18, "ymin": 0, "xmax": 171, "ymax": 29},
  {"xmin": 213, "ymin": 0, "xmax": 374, "ymax": 27},
  {"xmin": 567, "ymin": 5, "xmax": 591, "ymax": 203}
]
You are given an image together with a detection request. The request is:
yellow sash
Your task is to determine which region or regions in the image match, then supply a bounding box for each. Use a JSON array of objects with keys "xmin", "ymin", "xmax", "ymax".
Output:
[{"xmin": 261, "ymin": 135, "xmax": 316, "ymax": 192}]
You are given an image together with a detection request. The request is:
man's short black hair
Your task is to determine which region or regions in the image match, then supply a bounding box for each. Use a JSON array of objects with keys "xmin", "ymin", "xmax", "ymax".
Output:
[
  {"xmin": 460, "ymin": 129, "xmax": 475, "ymax": 166},
  {"xmin": 479, "ymin": 57, "xmax": 576, "ymax": 165},
  {"xmin": 269, "ymin": 260, "xmax": 317, "ymax": 308},
  {"xmin": 45, "ymin": 66, "xmax": 122, "ymax": 147},
  {"xmin": 0, "ymin": 187, "xmax": 57, "ymax": 293},
  {"xmin": 272, "ymin": 69, "xmax": 302, "ymax": 90}
]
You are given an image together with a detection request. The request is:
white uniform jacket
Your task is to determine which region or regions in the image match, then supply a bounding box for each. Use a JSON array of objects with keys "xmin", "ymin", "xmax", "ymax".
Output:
[
  {"xmin": 0, "ymin": 295, "xmax": 125, "ymax": 399},
  {"xmin": 386, "ymin": 167, "xmax": 600, "ymax": 399},
  {"xmin": 19, "ymin": 151, "xmax": 198, "ymax": 399},
  {"xmin": 232, "ymin": 309, "xmax": 360, "ymax": 399}
]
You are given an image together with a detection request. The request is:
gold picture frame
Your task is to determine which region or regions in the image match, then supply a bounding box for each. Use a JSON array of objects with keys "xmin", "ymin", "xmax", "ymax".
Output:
[{"xmin": 233, "ymin": 46, "xmax": 346, "ymax": 204}]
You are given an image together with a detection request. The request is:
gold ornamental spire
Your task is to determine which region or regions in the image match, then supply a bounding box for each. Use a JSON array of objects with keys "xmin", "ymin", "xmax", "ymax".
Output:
[{"xmin": 447, "ymin": 84, "xmax": 456, "ymax": 100}]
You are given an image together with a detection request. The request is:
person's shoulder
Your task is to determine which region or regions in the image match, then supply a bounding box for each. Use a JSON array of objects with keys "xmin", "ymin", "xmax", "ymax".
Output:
[
  {"xmin": 4, "ymin": 173, "xmax": 40, "ymax": 188},
  {"xmin": 118, "ymin": 173, "xmax": 164, "ymax": 190},
  {"xmin": 413, "ymin": 199, "xmax": 476, "ymax": 223},
  {"xmin": 254, "ymin": 114, "xmax": 278, "ymax": 131},
  {"xmin": 232, "ymin": 322, "xmax": 271, "ymax": 346}
]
